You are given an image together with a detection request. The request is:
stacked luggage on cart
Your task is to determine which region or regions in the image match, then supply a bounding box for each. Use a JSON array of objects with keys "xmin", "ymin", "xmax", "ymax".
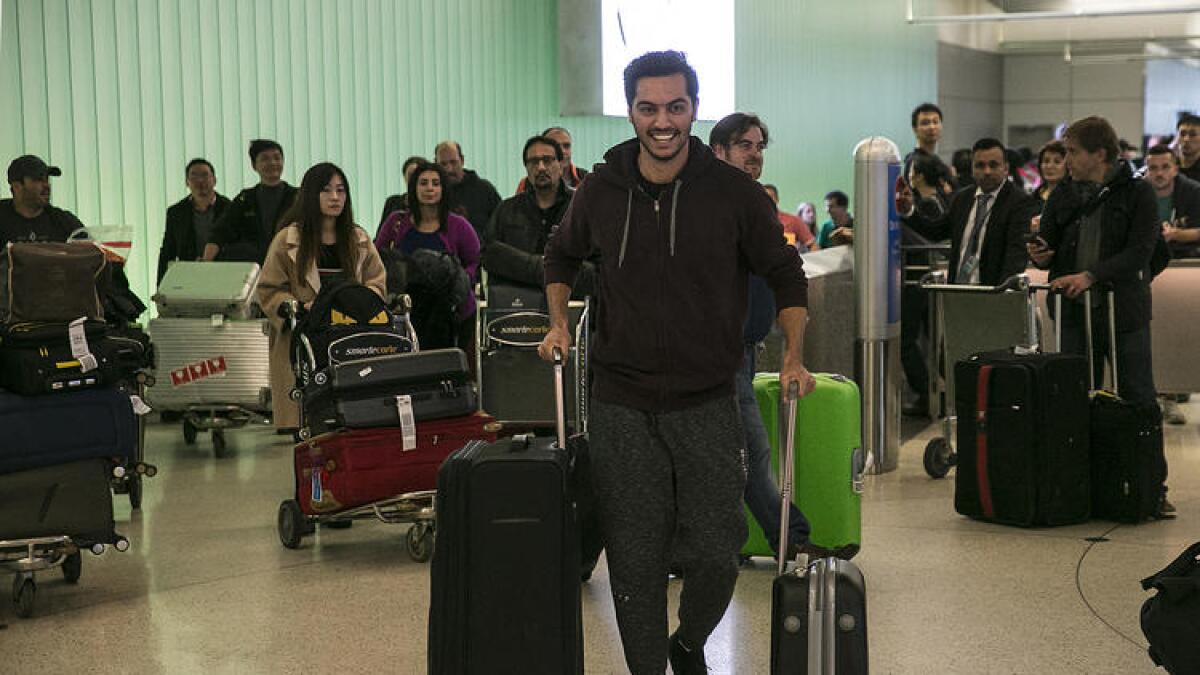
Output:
[
  {"xmin": 147, "ymin": 261, "xmax": 271, "ymax": 457},
  {"xmin": 0, "ymin": 242, "xmax": 148, "ymax": 618},
  {"xmin": 276, "ymin": 282, "xmax": 499, "ymax": 560}
]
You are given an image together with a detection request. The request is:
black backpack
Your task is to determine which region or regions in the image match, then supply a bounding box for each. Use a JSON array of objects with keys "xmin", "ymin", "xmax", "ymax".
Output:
[
  {"xmin": 291, "ymin": 281, "xmax": 412, "ymax": 386},
  {"xmin": 404, "ymin": 249, "xmax": 471, "ymax": 350},
  {"xmin": 1141, "ymin": 541, "xmax": 1200, "ymax": 674}
]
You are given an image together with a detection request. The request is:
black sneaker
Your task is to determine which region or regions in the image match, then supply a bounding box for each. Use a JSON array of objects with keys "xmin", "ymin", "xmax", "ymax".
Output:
[
  {"xmin": 1156, "ymin": 496, "xmax": 1177, "ymax": 519},
  {"xmin": 668, "ymin": 632, "xmax": 708, "ymax": 674},
  {"xmin": 784, "ymin": 541, "xmax": 861, "ymax": 562}
]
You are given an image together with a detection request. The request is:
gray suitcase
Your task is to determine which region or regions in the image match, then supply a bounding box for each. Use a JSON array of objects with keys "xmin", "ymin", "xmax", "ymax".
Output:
[
  {"xmin": 153, "ymin": 261, "xmax": 260, "ymax": 318},
  {"xmin": 146, "ymin": 317, "xmax": 271, "ymax": 412}
]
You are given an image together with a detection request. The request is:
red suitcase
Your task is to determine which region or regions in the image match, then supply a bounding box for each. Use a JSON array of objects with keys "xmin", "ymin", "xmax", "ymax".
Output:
[{"xmin": 294, "ymin": 413, "xmax": 500, "ymax": 516}]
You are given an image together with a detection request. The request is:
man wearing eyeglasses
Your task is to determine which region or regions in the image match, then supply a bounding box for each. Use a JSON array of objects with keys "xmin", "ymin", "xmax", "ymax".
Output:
[{"xmin": 481, "ymin": 134, "xmax": 595, "ymax": 296}]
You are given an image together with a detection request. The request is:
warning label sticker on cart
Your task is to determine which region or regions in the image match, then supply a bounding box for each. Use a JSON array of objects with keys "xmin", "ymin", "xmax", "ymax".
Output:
[{"xmin": 170, "ymin": 357, "xmax": 228, "ymax": 387}]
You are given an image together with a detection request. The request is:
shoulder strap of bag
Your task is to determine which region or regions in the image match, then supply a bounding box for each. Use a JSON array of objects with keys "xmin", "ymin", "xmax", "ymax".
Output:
[{"xmin": 1141, "ymin": 541, "xmax": 1200, "ymax": 591}]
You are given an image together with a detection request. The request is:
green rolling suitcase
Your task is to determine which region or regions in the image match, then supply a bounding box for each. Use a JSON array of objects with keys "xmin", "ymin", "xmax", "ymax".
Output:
[{"xmin": 743, "ymin": 372, "xmax": 865, "ymax": 557}]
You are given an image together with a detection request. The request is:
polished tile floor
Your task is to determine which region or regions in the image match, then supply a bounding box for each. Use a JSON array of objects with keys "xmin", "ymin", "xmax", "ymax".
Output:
[{"xmin": 2, "ymin": 401, "xmax": 1196, "ymax": 674}]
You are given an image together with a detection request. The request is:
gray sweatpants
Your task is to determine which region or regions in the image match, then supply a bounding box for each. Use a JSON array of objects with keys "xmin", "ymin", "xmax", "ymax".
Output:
[{"xmin": 590, "ymin": 395, "xmax": 748, "ymax": 675}]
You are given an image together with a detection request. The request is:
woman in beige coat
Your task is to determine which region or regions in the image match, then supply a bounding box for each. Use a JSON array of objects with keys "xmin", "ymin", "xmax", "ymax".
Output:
[{"xmin": 257, "ymin": 162, "xmax": 386, "ymax": 432}]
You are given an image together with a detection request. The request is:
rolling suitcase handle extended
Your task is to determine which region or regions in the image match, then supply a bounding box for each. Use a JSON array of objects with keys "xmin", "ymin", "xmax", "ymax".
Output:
[
  {"xmin": 552, "ymin": 347, "xmax": 568, "ymax": 449},
  {"xmin": 776, "ymin": 380, "xmax": 801, "ymax": 578},
  {"xmin": 1081, "ymin": 288, "xmax": 1118, "ymax": 394}
]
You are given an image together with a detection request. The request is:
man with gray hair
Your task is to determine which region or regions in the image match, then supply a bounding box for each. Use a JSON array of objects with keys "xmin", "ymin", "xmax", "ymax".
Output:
[{"xmin": 435, "ymin": 140, "xmax": 501, "ymax": 236}]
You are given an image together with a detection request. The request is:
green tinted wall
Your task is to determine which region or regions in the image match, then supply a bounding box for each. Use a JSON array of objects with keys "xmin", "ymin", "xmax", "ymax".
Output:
[{"xmin": 1, "ymin": 0, "xmax": 934, "ymax": 302}]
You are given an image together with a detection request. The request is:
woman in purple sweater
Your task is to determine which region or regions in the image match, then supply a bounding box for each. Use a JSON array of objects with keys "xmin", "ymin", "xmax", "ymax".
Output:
[{"xmin": 376, "ymin": 161, "xmax": 480, "ymax": 350}]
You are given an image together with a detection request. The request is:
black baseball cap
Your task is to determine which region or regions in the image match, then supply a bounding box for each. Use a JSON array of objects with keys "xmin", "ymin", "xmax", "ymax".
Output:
[{"xmin": 7, "ymin": 155, "xmax": 62, "ymax": 184}]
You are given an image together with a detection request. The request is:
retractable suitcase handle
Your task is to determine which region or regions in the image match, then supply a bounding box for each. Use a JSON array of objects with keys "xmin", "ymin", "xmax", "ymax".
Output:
[
  {"xmin": 552, "ymin": 347, "xmax": 567, "ymax": 450},
  {"xmin": 1081, "ymin": 287, "xmax": 1119, "ymax": 394},
  {"xmin": 777, "ymin": 380, "xmax": 800, "ymax": 578}
]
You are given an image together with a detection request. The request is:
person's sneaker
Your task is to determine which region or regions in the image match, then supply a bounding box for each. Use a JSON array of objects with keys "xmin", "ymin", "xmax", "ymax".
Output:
[
  {"xmin": 668, "ymin": 632, "xmax": 709, "ymax": 674},
  {"xmin": 1161, "ymin": 398, "xmax": 1187, "ymax": 425},
  {"xmin": 1157, "ymin": 496, "xmax": 1177, "ymax": 519},
  {"xmin": 785, "ymin": 541, "xmax": 861, "ymax": 562}
]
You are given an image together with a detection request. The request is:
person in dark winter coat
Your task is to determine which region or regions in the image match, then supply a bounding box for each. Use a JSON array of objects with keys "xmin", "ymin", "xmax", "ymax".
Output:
[
  {"xmin": 157, "ymin": 158, "xmax": 231, "ymax": 282},
  {"xmin": 539, "ymin": 51, "xmax": 811, "ymax": 675},
  {"xmin": 434, "ymin": 140, "xmax": 501, "ymax": 236},
  {"xmin": 204, "ymin": 139, "xmax": 297, "ymax": 264}
]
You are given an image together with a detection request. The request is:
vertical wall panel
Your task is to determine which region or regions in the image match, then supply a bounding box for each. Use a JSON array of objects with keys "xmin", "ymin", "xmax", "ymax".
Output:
[{"xmin": 2, "ymin": 0, "xmax": 934, "ymax": 303}]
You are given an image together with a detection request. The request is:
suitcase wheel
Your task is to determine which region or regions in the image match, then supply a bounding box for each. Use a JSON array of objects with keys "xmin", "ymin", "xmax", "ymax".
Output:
[
  {"xmin": 278, "ymin": 500, "xmax": 310, "ymax": 549},
  {"xmin": 182, "ymin": 419, "xmax": 198, "ymax": 445},
  {"xmin": 288, "ymin": 388, "xmax": 302, "ymax": 402},
  {"xmin": 61, "ymin": 552, "xmax": 82, "ymax": 584},
  {"xmin": 11, "ymin": 576, "xmax": 35, "ymax": 619},
  {"xmin": 406, "ymin": 523, "xmax": 434, "ymax": 563},
  {"xmin": 212, "ymin": 429, "xmax": 228, "ymax": 458},
  {"xmin": 923, "ymin": 437, "xmax": 955, "ymax": 479}
]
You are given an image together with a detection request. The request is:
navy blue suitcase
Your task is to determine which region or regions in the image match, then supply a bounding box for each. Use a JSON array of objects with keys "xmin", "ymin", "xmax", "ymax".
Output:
[{"xmin": 0, "ymin": 388, "xmax": 137, "ymax": 474}]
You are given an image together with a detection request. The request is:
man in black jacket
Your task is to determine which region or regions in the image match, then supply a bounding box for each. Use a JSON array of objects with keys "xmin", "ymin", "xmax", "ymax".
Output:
[
  {"xmin": 1028, "ymin": 116, "xmax": 1171, "ymax": 514},
  {"xmin": 481, "ymin": 135, "xmax": 593, "ymax": 296},
  {"xmin": 203, "ymin": 139, "xmax": 297, "ymax": 264},
  {"xmin": 0, "ymin": 155, "xmax": 82, "ymax": 246},
  {"xmin": 908, "ymin": 138, "xmax": 1038, "ymax": 285},
  {"xmin": 157, "ymin": 158, "xmax": 231, "ymax": 282},
  {"xmin": 539, "ymin": 51, "xmax": 812, "ymax": 675},
  {"xmin": 435, "ymin": 140, "xmax": 500, "ymax": 236}
]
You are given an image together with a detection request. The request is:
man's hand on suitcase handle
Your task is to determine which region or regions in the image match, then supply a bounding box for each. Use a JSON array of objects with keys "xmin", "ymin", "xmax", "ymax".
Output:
[
  {"xmin": 780, "ymin": 355, "xmax": 816, "ymax": 401},
  {"xmin": 538, "ymin": 326, "xmax": 573, "ymax": 363},
  {"xmin": 1049, "ymin": 271, "xmax": 1095, "ymax": 300}
]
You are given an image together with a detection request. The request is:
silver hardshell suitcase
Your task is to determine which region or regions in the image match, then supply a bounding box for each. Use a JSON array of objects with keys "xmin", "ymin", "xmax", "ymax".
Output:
[
  {"xmin": 146, "ymin": 317, "xmax": 271, "ymax": 412},
  {"xmin": 153, "ymin": 261, "xmax": 260, "ymax": 319}
]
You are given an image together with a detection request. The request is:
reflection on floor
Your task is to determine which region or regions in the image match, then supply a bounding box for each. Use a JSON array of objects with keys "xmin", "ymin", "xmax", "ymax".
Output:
[{"xmin": 2, "ymin": 402, "xmax": 1196, "ymax": 674}]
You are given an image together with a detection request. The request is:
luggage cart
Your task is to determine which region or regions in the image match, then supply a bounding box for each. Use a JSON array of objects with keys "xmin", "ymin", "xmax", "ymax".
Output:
[
  {"xmin": 277, "ymin": 490, "xmax": 437, "ymax": 561},
  {"xmin": 1, "ymin": 534, "xmax": 129, "ymax": 619},
  {"xmin": 919, "ymin": 273, "xmax": 1053, "ymax": 478}
]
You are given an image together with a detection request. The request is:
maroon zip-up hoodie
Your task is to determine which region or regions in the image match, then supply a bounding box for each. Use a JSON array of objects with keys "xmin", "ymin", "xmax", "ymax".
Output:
[{"xmin": 544, "ymin": 137, "xmax": 808, "ymax": 412}]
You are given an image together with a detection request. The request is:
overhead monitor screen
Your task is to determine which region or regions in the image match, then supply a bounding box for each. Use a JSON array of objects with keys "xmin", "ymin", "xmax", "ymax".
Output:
[{"xmin": 601, "ymin": 0, "xmax": 735, "ymax": 121}]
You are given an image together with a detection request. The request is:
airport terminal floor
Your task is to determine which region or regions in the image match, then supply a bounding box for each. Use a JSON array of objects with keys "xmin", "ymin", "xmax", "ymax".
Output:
[{"xmin": 2, "ymin": 401, "xmax": 1195, "ymax": 674}]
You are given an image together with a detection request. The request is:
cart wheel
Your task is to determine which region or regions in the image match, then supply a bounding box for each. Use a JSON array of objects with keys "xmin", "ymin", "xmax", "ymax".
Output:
[
  {"xmin": 182, "ymin": 419, "xmax": 198, "ymax": 445},
  {"xmin": 298, "ymin": 427, "xmax": 311, "ymax": 441},
  {"xmin": 212, "ymin": 429, "xmax": 228, "ymax": 458},
  {"xmin": 128, "ymin": 474, "xmax": 143, "ymax": 510},
  {"xmin": 406, "ymin": 524, "xmax": 434, "ymax": 563},
  {"xmin": 12, "ymin": 577, "xmax": 35, "ymax": 618},
  {"xmin": 278, "ymin": 500, "xmax": 306, "ymax": 549},
  {"xmin": 62, "ymin": 552, "xmax": 82, "ymax": 584},
  {"xmin": 923, "ymin": 437, "xmax": 954, "ymax": 479}
]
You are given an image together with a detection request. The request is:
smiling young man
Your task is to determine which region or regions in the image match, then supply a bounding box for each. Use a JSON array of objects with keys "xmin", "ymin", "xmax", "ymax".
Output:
[
  {"xmin": 539, "ymin": 51, "xmax": 812, "ymax": 675},
  {"xmin": 203, "ymin": 139, "xmax": 297, "ymax": 264}
]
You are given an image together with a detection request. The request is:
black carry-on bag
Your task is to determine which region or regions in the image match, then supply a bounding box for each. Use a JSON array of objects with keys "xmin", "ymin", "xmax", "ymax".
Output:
[
  {"xmin": 771, "ymin": 382, "xmax": 869, "ymax": 675},
  {"xmin": 1139, "ymin": 541, "xmax": 1200, "ymax": 674},
  {"xmin": 427, "ymin": 347, "xmax": 583, "ymax": 675},
  {"xmin": 1083, "ymin": 288, "xmax": 1168, "ymax": 523}
]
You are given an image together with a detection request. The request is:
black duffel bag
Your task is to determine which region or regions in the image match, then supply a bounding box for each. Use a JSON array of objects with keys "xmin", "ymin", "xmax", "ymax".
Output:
[{"xmin": 1141, "ymin": 541, "xmax": 1200, "ymax": 674}]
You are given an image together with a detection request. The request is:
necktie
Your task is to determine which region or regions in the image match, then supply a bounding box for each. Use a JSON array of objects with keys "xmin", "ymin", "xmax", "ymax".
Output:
[{"xmin": 957, "ymin": 193, "xmax": 992, "ymax": 282}]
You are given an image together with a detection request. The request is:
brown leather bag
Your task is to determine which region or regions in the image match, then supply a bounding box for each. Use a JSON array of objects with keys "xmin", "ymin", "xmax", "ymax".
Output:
[{"xmin": 0, "ymin": 242, "xmax": 106, "ymax": 324}]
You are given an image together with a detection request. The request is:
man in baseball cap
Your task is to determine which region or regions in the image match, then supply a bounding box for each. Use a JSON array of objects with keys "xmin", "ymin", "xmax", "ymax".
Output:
[{"xmin": 1, "ymin": 154, "xmax": 82, "ymax": 247}]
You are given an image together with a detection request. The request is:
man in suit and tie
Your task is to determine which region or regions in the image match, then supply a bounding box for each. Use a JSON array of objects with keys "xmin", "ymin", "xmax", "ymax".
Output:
[{"xmin": 908, "ymin": 137, "xmax": 1038, "ymax": 285}]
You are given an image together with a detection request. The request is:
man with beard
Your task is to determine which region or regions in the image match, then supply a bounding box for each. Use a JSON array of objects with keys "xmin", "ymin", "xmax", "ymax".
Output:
[
  {"xmin": 0, "ymin": 155, "xmax": 83, "ymax": 246},
  {"xmin": 482, "ymin": 135, "xmax": 594, "ymax": 296},
  {"xmin": 708, "ymin": 112, "xmax": 849, "ymax": 568},
  {"xmin": 539, "ymin": 51, "xmax": 812, "ymax": 675},
  {"xmin": 515, "ymin": 127, "xmax": 590, "ymax": 193},
  {"xmin": 907, "ymin": 137, "xmax": 1038, "ymax": 285},
  {"xmin": 435, "ymin": 140, "xmax": 501, "ymax": 236}
]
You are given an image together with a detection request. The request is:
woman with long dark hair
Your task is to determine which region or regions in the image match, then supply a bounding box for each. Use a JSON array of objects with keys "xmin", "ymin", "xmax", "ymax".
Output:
[
  {"xmin": 258, "ymin": 162, "xmax": 386, "ymax": 432},
  {"xmin": 375, "ymin": 161, "xmax": 480, "ymax": 351}
]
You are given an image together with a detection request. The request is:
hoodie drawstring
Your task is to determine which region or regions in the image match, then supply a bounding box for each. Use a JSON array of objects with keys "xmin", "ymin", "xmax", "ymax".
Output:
[
  {"xmin": 669, "ymin": 179, "xmax": 682, "ymax": 257},
  {"xmin": 618, "ymin": 180, "xmax": 683, "ymax": 267},
  {"xmin": 618, "ymin": 189, "xmax": 633, "ymax": 268}
]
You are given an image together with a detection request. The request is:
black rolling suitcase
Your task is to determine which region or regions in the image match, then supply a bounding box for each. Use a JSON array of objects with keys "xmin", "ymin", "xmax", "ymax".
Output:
[
  {"xmin": 428, "ymin": 349, "xmax": 582, "ymax": 675},
  {"xmin": 0, "ymin": 320, "xmax": 145, "ymax": 395},
  {"xmin": 954, "ymin": 347, "xmax": 1091, "ymax": 526},
  {"xmin": 1083, "ymin": 289, "xmax": 1168, "ymax": 523},
  {"xmin": 0, "ymin": 459, "xmax": 119, "ymax": 546},
  {"xmin": 771, "ymin": 383, "xmax": 869, "ymax": 675},
  {"xmin": 301, "ymin": 348, "xmax": 477, "ymax": 436}
]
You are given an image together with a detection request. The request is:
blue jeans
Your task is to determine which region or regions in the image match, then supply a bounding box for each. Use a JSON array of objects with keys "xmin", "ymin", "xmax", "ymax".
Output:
[{"xmin": 737, "ymin": 343, "xmax": 811, "ymax": 553}]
